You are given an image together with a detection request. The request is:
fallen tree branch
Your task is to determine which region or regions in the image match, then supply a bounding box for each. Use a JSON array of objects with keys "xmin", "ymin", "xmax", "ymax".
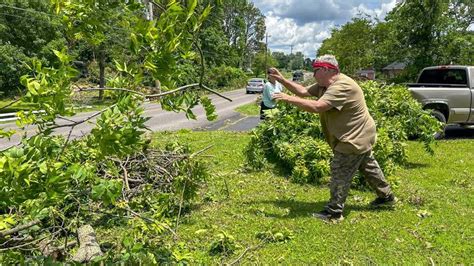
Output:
[
  {"xmin": 0, "ymin": 235, "xmax": 48, "ymax": 252},
  {"xmin": 119, "ymin": 161, "xmax": 130, "ymax": 191},
  {"xmin": 126, "ymin": 208, "xmax": 178, "ymax": 239},
  {"xmin": 77, "ymin": 87, "xmax": 145, "ymax": 96},
  {"xmin": 0, "ymin": 219, "xmax": 41, "ymax": 238},
  {"xmin": 72, "ymin": 225, "xmax": 103, "ymax": 263},
  {"xmin": 200, "ymin": 84, "xmax": 233, "ymax": 102},
  {"xmin": 0, "ymin": 98, "xmax": 21, "ymax": 111},
  {"xmin": 46, "ymin": 104, "xmax": 117, "ymax": 131},
  {"xmin": 189, "ymin": 144, "xmax": 214, "ymax": 159},
  {"xmin": 175, "ymin": 181, "xmax": 186, "ymax": 237},
  {"xmin": 228, "ymin": 240, "xmax": 267, "ymax": 266},
  {"xmin": 76, "ymin": 83, "xmax": 232, "ymax": 102},
  {"xmin": 146, "ymin": 83, "xmax": 200, "ymax": 98}
]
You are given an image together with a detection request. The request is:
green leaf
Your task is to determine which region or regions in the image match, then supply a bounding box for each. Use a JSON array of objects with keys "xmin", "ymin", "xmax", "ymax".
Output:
[
  {"xmin": 0, "ymin": 129, "xmax": 15, "ymax": 139},
  {"xmin": 39, "ymin": 162, "xmax": 48, "ymax": 174},
  {"xmin": 53, "ymin": 49, "xmax": 69, "ymax": 63},
  {"xmin": 187, "ymin": 0, "xmax": 198, "ymax": 20},
  {"xmin": 201, "ymin": 96, "xmax": 217, "ymax": 121},
  {"xmin": 130, "ymin": 33, "xmax": 139, "ymax": 54}
]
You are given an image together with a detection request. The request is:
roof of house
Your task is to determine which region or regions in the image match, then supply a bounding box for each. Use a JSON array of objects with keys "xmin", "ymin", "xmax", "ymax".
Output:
[
  {"xmin": 356, "ymin": 69, "xmax": 375, "ymax": 74},
  {"xmin": 382, "ymin": 61, "xmax": 407, "ymax": 70}
]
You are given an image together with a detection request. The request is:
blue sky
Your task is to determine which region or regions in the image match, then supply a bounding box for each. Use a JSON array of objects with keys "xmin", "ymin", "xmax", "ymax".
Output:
[{"xmin": 250, "ymin": 0, "xmax": 399, "ymax": 58}]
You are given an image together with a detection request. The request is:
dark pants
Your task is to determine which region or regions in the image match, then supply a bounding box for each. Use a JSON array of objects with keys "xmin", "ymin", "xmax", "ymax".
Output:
[{"xmin": 260, "ymin": 102, "xmax": 273, "ymax": 120}]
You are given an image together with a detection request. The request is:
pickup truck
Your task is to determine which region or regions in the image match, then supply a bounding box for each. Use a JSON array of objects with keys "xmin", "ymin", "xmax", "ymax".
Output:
[{"xmin": 408, "ymin": 65, "xmax": 474, "ymax": 138}]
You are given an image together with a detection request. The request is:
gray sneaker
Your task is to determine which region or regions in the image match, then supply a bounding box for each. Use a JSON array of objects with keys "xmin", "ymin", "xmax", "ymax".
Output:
[
  {"xmin": 312, "ymin": 210, "xmax": 344, "ymax": 222},
  {"xmin": 370, "ymin": 194, "xmax": 398, "ymax": 208}
]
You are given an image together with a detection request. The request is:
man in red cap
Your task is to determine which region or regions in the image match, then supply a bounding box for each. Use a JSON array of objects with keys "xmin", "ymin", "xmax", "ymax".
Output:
[{"xmin": 270, "ymin": 54, "xmax": 396, "ymax": 222}]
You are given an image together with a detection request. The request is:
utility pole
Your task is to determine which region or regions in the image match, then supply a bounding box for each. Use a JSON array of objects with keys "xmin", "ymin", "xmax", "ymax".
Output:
[
  {"xmin": 287, "ymin": 45, "xmax": 294, "ymax": 70},
  {"xmin": 264, "ymin": 32, "xmax": 271, "ymax": 74}
]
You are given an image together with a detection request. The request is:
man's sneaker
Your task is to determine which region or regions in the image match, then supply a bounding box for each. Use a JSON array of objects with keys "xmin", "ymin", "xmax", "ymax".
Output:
[
  {"xmin": 312, "ymin": 210, "xmax": 344, "ymax": 222},
  {"xmin": 370, "ymin": 194, "xmax": 397, "ymax": 208}
]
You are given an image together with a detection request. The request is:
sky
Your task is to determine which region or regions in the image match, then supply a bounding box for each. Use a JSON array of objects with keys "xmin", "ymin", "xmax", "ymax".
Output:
[{"xmin": 250, "ymin": 0, "xmax": 399, "ymax": 59}]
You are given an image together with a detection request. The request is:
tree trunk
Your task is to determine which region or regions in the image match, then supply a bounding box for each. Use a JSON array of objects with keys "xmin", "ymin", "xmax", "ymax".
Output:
[{"xmin": 98, "ymin": 47, "xmax": 106, "ymax": 101}]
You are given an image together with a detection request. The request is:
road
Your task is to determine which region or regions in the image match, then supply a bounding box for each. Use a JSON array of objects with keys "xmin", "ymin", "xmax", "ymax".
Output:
[{"xmin": 0, "ymin": 89, "xmax": 260, "ymax": 149}]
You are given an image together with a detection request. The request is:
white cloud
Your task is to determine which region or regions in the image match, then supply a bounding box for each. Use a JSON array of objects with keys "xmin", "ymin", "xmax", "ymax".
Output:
[{"xmin": 251, "ymin": 0, "xmax": 397, "ymax": 58}]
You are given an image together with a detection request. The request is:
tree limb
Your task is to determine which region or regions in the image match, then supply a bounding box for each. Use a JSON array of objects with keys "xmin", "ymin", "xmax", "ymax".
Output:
[
  {"xmin": 76, "ymin": 83, "xmax": 232, "ymax": 102},
  {"xmin": 200, "ymin": 84, "xmax": 233, "ymax": 102},
  {"xmin": 46, "ymin": 104, "xmax": 117, "ymax": 131},
  {"xmin": 0, "ymin": 98, "xmax": 21, "ymax": 111},
  {"xmin": 0, "ymin": 219, "xmax": 41, "ymax": 238}
]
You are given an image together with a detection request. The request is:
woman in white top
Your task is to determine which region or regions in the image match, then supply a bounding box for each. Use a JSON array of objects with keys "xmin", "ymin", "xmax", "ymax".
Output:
[{"xmin": 260, "ymin": 68, "xmax": 283, "ymax": 119}]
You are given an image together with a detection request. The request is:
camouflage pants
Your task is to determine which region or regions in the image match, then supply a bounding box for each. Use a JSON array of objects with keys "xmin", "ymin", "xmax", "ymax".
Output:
[{"xmin": 326, "ymin": 150, "xmax": 392, "ymax": 214}]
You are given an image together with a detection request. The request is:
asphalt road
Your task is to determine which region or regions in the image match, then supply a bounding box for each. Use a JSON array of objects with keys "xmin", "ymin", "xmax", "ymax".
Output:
[{"xmin": 0, "ymin": 89, "xmax": 261, "ymax": 149}]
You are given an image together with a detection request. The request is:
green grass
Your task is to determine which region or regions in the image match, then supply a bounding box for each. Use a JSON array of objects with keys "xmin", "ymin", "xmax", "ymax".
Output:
[
  {"xmin": 235, "ymin": 102, "xmax": 260, "ymax": 116},
  {"xmin": 152, "ymin": 130, "xmax": 473, "ymax": 264}
]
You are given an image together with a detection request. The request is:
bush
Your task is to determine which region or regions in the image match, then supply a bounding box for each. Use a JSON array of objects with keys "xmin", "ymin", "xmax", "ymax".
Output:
[
  {"xmin": 244, "ymin": 81, "xmax": 440, "ymax": 184},
  {"xmin": 205, "ymin": 66, "xmax": 247, "ymax": 89}
]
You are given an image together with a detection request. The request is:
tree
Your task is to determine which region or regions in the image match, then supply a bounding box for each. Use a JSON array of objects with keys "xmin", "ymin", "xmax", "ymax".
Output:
[
  {"xmin": 272, "ymin": 52, "xmax": 289, "ymax": 69},
  {"xmin": 0, "ymin": 0, "xmax": 64, "ymax": 95},
  {"xmin": 384, "ymin": 0, "xmax": 450, "ymax": 79},
  {"xmin": 384, "ymin": 0, "xmax": 473, "ymax": 79},
  {"xmin": 288, "ymin": 52, "xmax": 305, "ymax": 70},
  {"xmin": 220, "ymin": 0, "xmax": 265, "ymax": 68},
  {"xmin": 252, "ymin": 51, "xmax": 277, "ymax": 77},
  {"xmin": 58, "ymin": 0, "xmax": 138, "ymax": 100},
  {"xmin": 318, "ymin": 17, "xmax": 375, "ymax": 74},
  {"xmin": 304, "ymin": 57, "xmax": 313, "ymax": 71}
]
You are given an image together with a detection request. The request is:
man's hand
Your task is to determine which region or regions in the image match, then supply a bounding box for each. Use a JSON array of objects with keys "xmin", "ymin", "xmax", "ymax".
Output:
[
  {"xmin": 268, "ymin": 68, "xmax": 284, "ymax": 82},
  {"xmin": 272, "ymin": 92, "xmax": 333, "ymax": 113},
  {"xmin": 272, "ymin": 92, "xmax": 290, "ymax": 102}
]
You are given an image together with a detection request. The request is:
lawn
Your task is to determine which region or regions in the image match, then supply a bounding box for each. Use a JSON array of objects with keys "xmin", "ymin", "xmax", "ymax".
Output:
[
  {"xmin": 152, "ymin": 130, "xmax": 473, "ymax": 264},
  {"xmin": 235, "ymin": 101, "xmax": 260, "ymax": 116}
]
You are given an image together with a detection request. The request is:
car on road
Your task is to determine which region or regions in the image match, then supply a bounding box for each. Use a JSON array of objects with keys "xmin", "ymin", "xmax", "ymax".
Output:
[
  {"xmin": 246, "ymin": 78, "xmax": 267, "ymax": 94},
  {"xmin": 292, "ymin": 70, "xmax": 304, "ymax": 82}
]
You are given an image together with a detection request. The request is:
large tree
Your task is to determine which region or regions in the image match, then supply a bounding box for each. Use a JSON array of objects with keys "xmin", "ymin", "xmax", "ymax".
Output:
[
  {"xmin": 383, "ymin": 0, "xmax": 473, "ymax": 78},
  {"xmin": 318, "ymin": 17, "xmax": 375, "ymax": 74},
  {"xmin": 201, "ymin": 0, "xmax": 265, "ymax": 68},
  {"xmin": 0, "ymin": 0, "xmax": 64, "ymax": 95},
  {"xmin": 316, "ymin": 0, "xmax": 473, "ymax": 81}
]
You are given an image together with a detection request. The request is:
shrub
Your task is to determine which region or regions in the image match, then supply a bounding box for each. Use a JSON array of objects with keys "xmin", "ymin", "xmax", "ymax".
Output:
[
  {"xmin": 244, "ymin": 81, "xmax": 440, "ymax": 184},
  {"xmin": 206, "ymin": 66, "xmax": 247, "ymax": 89}
]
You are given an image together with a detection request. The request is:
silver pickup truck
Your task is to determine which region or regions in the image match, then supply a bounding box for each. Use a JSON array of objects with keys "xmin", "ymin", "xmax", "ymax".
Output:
[{"xmin": 408, "ymin": 65, "xmax": 474, "ymax": 138}]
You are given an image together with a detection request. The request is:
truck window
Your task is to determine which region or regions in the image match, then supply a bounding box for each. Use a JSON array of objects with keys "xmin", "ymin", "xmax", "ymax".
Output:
[{"xmin": 418, "ymin": 69, "xmax": 468, "ymax": 85}]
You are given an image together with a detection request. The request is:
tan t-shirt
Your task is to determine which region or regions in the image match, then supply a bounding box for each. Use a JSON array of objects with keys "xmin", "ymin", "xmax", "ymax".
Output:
[{"xmin": 307, "ymin": 74, "xmax": 376, "ymax": 154}]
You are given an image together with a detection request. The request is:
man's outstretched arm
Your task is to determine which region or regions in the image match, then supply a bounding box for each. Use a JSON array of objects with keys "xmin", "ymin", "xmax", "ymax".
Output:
[
  {"xmin": 273, "ymin": 92, "xmax": 332, "ymax": 113},
  {"xmin": 268, "ymin": 68, "xmax": 312, "ymax": 97}
]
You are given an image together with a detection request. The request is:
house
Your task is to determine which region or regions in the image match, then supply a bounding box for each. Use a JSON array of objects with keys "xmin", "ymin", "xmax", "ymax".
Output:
[
  {"xmin": 382, "ymin": 62, "xmax": 407, "ymax": 78},
  {"xmin": 356, "ymin": 69, "xmax": 376, "ymax": 80}
]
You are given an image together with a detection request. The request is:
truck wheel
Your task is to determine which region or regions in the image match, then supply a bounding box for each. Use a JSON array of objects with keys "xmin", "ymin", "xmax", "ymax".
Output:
[{"xmin": 431, "ymin": 110, "xmax": 446, "ymax": 139}]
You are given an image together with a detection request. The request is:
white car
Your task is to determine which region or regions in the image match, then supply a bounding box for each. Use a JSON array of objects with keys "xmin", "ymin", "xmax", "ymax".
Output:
[{"xmin": 246, "ymin": 78, "xmax": 267, "ymax": 94}]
